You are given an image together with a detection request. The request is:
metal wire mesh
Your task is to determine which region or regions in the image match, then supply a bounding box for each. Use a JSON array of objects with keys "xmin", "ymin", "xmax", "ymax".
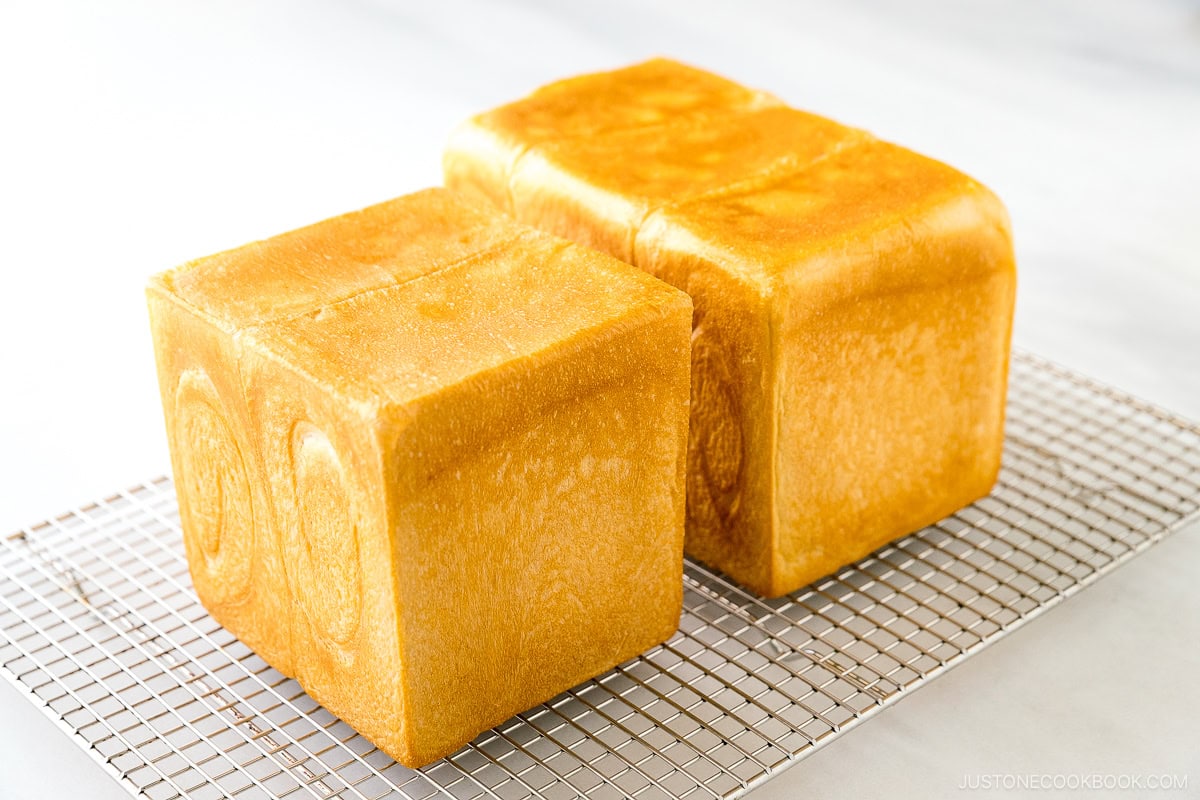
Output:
[{"xmin": 2, "ymin": 351, "xmax": 1199, "ymax": 800}]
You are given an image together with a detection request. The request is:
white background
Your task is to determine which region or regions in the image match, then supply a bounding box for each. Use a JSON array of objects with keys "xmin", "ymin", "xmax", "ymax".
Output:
[{"xmin": 1, "ymin": 0, "xmax": 1198, "ymax": 797}]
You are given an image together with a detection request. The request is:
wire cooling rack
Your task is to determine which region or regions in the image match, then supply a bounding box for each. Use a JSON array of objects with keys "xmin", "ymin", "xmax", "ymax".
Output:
[{"xmin": 3, "ymin": 351, "xmax": 1199, "ymax": 800}]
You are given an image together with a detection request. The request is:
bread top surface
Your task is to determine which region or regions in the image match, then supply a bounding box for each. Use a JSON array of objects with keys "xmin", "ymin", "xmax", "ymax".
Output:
[
  {"xmin": 480, "ymin": 57, "xmax": 779, "ymax": 146},
  {"xmin": 640, "ymin": 139, "xmax": 1009, "ymax": 291},
  {"xmin": 149, "ymin": 187, "xmax": 690, "ymax": 409},
  {"xmin": 156, "ymin": 189, "xmax": 508, "ymax": 328},
  {"xmin": 529, "ymin": 105, "xmax": 863, "ymax": 211},
  {"xmin": 453, "ymin": 58, "xmax": 1011, "ymax": 293}
]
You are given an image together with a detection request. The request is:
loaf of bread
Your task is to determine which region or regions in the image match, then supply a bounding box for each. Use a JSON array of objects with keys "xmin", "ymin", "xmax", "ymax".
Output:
[
  {"xmin": 146, "ymin": 188, "xmax": 692, "ymax": 767},
  {"xmin": 445, "ymin": 59, "xmax": 1017, "ymax": 597}
]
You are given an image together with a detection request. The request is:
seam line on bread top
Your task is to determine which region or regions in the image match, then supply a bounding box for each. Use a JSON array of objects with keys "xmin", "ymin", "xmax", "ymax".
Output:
[
  {"xmin": 627, "ymin": 130, "xmax": 874, "ymax": 293},
  {"xmin": 247, "ymin": 260, "xmax": 685, "ymax": 416},
  {"xmin": 255, "ymin": 229, "xmax": 530, "ymax": 330},
  {"xmin": 667, "ymin": 129, "xmax": 875, "ymax": 211},
  {"xmin": 495, "ymin": 83, "xmax": 784, "ymax": 217}
]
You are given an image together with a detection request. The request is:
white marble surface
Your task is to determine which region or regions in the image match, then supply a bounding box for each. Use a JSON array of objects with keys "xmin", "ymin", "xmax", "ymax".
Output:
[{"xmin": 1, "ymin": 0, "xmax": 1198, "ymax": 798}]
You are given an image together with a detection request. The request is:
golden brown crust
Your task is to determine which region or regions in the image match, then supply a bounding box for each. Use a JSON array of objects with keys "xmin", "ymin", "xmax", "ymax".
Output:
[
  {"xmin": 158, "ymin": 188, "xmax": 512, "ymax": 329},
  {"xmin": 147, "ymin": 188, "xmax": 693, "ymax": 765},
  {"xmin": 478, "ymin": 57, "xmax": 779, "ymax": 145},
  {"xmin": 444, "ymin": 58, "xmax": 1017, "ymax": 597}
]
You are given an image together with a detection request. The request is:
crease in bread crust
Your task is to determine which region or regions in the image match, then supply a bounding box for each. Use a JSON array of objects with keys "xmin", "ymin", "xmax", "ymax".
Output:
[
  {"xmin": 628, "ymin": 130, "xmax": 874, "ymax": 297},
  {"xmin": 248, "ymin": 231, "xmax": 690, "ymax": 419},
  {"xmin": 472, "ymin": 103, "xmax": 877, "ymax": 297},
  {"xmin": 259, "ymin": 229, "xmax": 528, "ymax": 329}
]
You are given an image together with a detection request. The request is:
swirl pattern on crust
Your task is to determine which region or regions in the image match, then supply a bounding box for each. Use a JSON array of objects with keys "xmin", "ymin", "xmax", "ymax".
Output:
[
  {"xmin": 686, "ymin": 321, "xmax": 744, "ymax": 534},
  {"xmin": 285, "ymin": 420, "xmax": 363, "ymax": 648},
  {"xmin": 173, "ymin": 368, "xmax": 255, "ymax": 607}
]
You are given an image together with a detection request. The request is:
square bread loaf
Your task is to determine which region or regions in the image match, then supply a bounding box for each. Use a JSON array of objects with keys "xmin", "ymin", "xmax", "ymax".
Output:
[
  {"xmin": 146, "ymin": 188, "xmax": 692, "ymax": 767},
  {"xmin": 445, "ymin": 59, "xmax": 1017, "ymax": 597}
]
